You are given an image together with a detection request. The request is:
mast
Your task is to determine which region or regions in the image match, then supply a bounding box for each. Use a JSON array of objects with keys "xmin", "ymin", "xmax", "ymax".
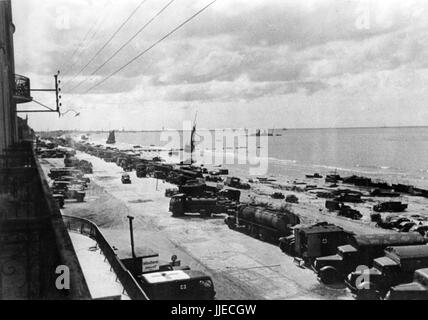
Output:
[{"xmin": 190, "ymin": 112, "xmax": 197, "ymax": 164}]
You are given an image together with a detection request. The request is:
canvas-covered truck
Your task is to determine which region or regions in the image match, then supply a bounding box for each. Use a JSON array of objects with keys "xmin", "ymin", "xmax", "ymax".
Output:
[
  {"xmin": 315, "ymin": 233, "xmax": 426, "ymax": 284},
  {"xmin": 225, "ymin": 205, "xmax": 300, "ymax": 243},
  {"xmin": 169, "ymin": 194, "xmax": 237, "ymax": 217},
  {"xmin": 385, "ymin": 268, "xmax": 428, "ymax": 300},
  {"xmin": 51, "ymin": 181, "xmax": 86, "ymax": 202},
  {"xmin": 279, "ymin": 223, "xmax": 352, "ymax": 266},
  {"xmin": 373, "ymin": 201, "xmax": 408, "ymax": 213},
  {"xmin": 347, "ymin": 245, "xmax": 428, "ymax": 300}
]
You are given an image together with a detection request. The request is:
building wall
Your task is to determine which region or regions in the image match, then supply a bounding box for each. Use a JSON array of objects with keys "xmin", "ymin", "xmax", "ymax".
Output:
[{"xmin": 0, "ymin": 0, "xmax": 18, "ymax": 155}]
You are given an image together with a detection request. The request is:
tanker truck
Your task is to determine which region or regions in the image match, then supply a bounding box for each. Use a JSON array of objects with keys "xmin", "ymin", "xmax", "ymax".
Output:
[
  {"xmin": 385, "ymin": 268, "xmax": 428, "ymax": 300},
  {"xmin": 169, "ymin": 194, "xmax": 237, "ymax": 218},
  {"xmin": 314, "ymin": 233, "xmax": 426, "ymax": 284},
  {"xmin": 279, "ymin": 223, "xmax": 352, "ymax": 266},
  {"xmin": 347, "ymin": 245, "xmax": 428, "ymax": 300},
  {"xmin": 224, "ymin": 205, "xmax": 300, "ymax": 243}
]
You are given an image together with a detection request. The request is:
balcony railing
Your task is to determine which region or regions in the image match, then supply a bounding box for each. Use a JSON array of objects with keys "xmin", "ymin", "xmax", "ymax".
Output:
[{"xmin": 13, "ymin": 74, "xmax": 33, "ymax": 104}]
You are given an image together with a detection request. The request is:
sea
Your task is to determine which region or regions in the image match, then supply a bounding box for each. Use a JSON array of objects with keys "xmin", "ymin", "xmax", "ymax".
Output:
[{"xmin": 84, "ymin": 126, "xmax": 428, "ymax": 189}]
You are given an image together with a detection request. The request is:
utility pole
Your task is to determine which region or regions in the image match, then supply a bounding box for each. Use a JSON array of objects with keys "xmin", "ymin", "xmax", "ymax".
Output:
[{"xmin": 127, "ymin": 215, "xmax": 136, "ymax": 259}]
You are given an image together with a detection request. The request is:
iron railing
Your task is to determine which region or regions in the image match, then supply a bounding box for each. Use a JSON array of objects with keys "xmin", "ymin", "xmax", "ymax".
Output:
[{"xmin": 63, "ymin": 215, "xmax": 149, "ymax": 300}]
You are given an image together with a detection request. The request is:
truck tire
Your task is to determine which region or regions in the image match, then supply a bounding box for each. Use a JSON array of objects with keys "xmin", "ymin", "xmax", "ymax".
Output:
[
  {"xmin": 356, "ymin": 283, "xmax": 381, "ymax": 300},
  {"xmin": 172, "ymin": 210, "xmax": 185, "ymax": 218},
  {"xmin": 225, "ymin": 218, "xmax": 236, "ymax": 230},
  {"xmin": 319, "ymin": 266, "xmax": 338, "ymax": 284}
]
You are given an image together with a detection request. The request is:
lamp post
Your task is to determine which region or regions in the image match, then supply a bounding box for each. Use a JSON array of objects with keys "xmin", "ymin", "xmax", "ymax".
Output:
[{"xmin": 127, "ymin": 215, "xmax": 136, "ymax": 259}]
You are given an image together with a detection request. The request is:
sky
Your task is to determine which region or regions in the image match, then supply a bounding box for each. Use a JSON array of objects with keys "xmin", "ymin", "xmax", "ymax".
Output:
[{"xmin": 11, "ymin": 0, "xmax": 428, "ymax": 131}]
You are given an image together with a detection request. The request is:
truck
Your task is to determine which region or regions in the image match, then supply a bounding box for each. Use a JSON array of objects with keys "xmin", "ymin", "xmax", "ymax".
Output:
[
  {"xmin": 139, "ymin": 270, "xmax": 215, "ymax": 300},
  {"xmin": 51, "ymin": 181, "xmax": 86, "ymax": 202},
  {"xmin": 136, "ymin": 164, "xmax": 148, "ymax": 178},
  {"xmin": 119, "ymin": 248, "xmax": 216, "ymax": 300},
  {"xmin": 224, "ymin": 177, "xmax": 251, "ymax": 190},
  {"xmin": 386, "ymin": 268, "xmax": 428, "ymax": 300},
  {"xmin": 166, "ymin": 168, "xmax": 203, "ymax": 185},
  {"xmin": 225, "ymin": 205, "xmax": 300, "ymax": 243},
  {"xmin": 169, "ymin": 194, "xmax": 237, "ymax": 218},
  {"xmin": 373, "ymin": 201, "xmax": 408, "ymax": 213},
  {"xmin": 314, "ymin": 233, "xmax": 426, "ymax": 284},
  {"xmin": 279, "ymin": 223, "xmax": 352, "ymax": 266},
  {"xmin": 347, "ymin": 245, "xmax": 428, "ymax": 299}
]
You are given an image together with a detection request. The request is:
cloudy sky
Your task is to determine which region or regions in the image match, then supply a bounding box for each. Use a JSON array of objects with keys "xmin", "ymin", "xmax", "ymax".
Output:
[{"xmin": 11, "ymin": 0, "xmax": 428, "ymax": 131}]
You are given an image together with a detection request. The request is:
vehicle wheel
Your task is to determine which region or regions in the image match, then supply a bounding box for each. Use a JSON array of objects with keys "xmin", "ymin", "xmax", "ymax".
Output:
[
  {"xmin": 356, "ymin": 282, "xmax": 381, "ymax": 300},
  {"xmin": 251, "ymin": 227, "xmax": 260, "ymax": 239},
  {"xmin": 319, "ymin": 266, "xmax": 338, "ymax": 284},
  {"xmin": 226, "ymin": 218, "xmax": 236, "ymax": 230}
]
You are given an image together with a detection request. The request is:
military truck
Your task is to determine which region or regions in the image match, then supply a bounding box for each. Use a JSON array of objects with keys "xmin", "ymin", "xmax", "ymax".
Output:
[
  {"xmin": 315, "ymin": 233, "xmax": 426, "ymax": 284},
  {"xmin": 374, "ymin": 201, "xmax": 408, "ymax": 213},
  {"xmin": 169, "ymin": 194, "xmax": 237, "ymax": 217},
  {"xmin": 279, "ymin": 223, "xmax": 352, "ymax": 266},
  {"xmin": 178, "ymin": 181, "xmax": 219, "ymax": 198},
  {"xmin": 136, "ymin": 164, "xmax": 148, "ymax": 178},
  {"xmin": 51, "ymin": 181, "xmax": 86, "ymax": 202},
  {"xmin": 386, "ymin": 268, "xmax": 428, "ymax": 300},
  {"xmin": 119, "ymin": 248, "xmax": 215, "ymax": 300},
  {"xmin": 224, "ymin": 177, "xmax": 251, "ymax": 190},
  {"xmin": 347, "ymin": 245, "xmax": 428, "ymax": 299},
  {"xmin": 225, "ymin": 205, "xmax": 300, "ymax": 243}
]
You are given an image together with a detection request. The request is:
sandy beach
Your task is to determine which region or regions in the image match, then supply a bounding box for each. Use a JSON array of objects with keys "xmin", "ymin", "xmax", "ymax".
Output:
[
  {"xmin": 40, "ymin": 152, "xmax": 357, "ymax": 300},
  {"xmin": 38, "ymin": 140, "xmax": 428, "ymax": 300}
]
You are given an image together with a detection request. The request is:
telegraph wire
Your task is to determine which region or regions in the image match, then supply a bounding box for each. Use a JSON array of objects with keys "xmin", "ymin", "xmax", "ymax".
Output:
[
  {"xmin": 83, "ymin": 0, "xmax": 218, "ymax": 94},
  {"xmin": 65, "ymin": 0, "xmax": 149, "ymax": 91},
  {"xmin": 61, "ymin": 0, "xmax": 113, "ymax": 77},
  {"xmin": 62, "ymin": 0, "xmax": 114, "ymax": 82},
  {"xmin": 68, "ymin": 0, "xmax": 177, "ymax": 93}
]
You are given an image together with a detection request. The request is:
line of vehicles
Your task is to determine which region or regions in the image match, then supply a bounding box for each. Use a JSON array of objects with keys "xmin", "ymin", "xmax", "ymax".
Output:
[{"xmin": 58, "ymin": 139, "xmax": 428, "ymax": 300}]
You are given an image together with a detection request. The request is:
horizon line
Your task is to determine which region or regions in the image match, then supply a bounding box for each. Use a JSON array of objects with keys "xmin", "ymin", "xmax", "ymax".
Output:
[{"xmin": 36, "ymin": 124, "xmax": 428, "ymax": 133}]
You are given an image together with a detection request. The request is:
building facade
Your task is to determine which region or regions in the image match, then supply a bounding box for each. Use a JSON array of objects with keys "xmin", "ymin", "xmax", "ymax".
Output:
[{"xmin": 0, "ymin": 0, "xmax": 18, "ymax": 154}]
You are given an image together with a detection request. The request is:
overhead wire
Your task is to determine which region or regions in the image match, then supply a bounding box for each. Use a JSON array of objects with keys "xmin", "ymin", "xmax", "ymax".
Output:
[
  {"xmin": 83, "ymin": 0, "xmax": 218, "ymax": 94},
  {"xmin": 68, "ymin": 0, "xmax": 177, "ymax": 93},
  {"xmin": 64, "ymin": 0, "xmax": 149, "ymax": 91},
  {"xmin": 62, "ymin": 0, "xmax": 114, "ymax": 82}
]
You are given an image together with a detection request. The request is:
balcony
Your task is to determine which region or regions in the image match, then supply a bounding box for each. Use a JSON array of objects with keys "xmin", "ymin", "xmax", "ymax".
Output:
[{"xmin": 13, "ymin": 74, "xmax": 32, "ymax": 104}]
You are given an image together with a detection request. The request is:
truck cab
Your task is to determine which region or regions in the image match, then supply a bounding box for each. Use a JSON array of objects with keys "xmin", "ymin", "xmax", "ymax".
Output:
[
  {"xmin": 279, "ymin": 223, "xmax": 351, "ymax": 266},
  {"xmin": 225, "ymin": 177, "xmax": 250, "ymax": 190},
  {"xmin": 386, "ymin": 268, "xmax": 428, "ymax": 300},
  {"xmin": 315, "ymin": 245, "xmax": 359, "ymax": 284},
  {"xmin": 170, "ymin": 194, "xmax": 186, "ymax": 217},
  {"xmin": 347, "ymin": 245, "xmax": 428, "ymax": 299},
  {"xmin": 136, "ymin": 164, "xmax": 147, "ymax": 178},
  {"xmin": 138, "ymin": 270, "xmax": 216, "ymax": 300}
]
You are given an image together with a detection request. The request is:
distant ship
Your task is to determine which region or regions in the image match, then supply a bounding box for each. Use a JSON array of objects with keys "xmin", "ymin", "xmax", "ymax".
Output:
[{"xmin": 106, "ymin": 130, "xmax": 116, "ymax": 144}]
